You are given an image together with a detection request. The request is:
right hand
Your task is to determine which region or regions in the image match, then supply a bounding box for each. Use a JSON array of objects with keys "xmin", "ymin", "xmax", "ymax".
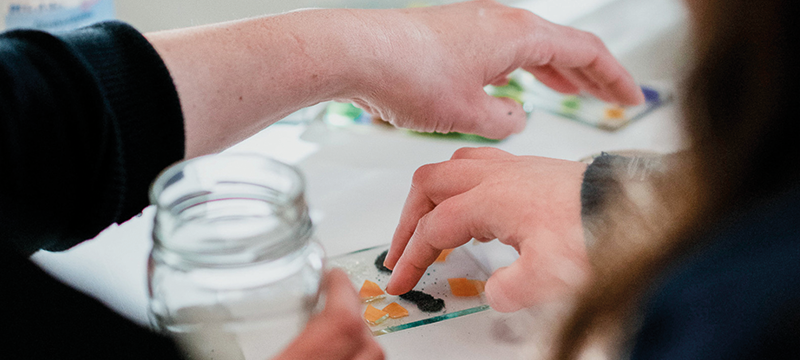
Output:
[
  {"xmin": 274, "ymin": 269, "xmax": 384, "ymax": 360},
  {"xmin": 383, "ymin": 148, "xmax": 591, "ymax": 312}
]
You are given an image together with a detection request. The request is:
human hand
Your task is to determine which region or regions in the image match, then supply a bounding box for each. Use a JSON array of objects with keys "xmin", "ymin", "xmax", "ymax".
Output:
[
  {"xmin": 274, "ymin": 269, "xmax": 384, "ymax": 360},
  {"xmin": 383, "ymin": 148, "xmax": 590, "ymax": 312},
  {"xmin": 343, "ymin": 0, "xmax": 644, "ymax": 139},
  {"xmin": 148, "ymin": 1, "xmax": 641, "ymax": 157}
]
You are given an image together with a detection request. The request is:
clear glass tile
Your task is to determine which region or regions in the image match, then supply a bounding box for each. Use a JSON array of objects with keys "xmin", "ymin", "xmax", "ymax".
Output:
[{"xmin": 328, "ymin": 244, "xmax": 492, "ymax": 336}]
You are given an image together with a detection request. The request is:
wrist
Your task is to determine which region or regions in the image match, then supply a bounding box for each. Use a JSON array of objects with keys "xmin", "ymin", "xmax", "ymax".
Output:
[{"xmin": 313, "ymin": 8, "xmax": 395, "ymax": 103}]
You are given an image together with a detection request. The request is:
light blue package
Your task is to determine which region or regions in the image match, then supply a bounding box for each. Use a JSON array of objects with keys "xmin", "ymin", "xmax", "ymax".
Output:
[{"xmin": 4, "ymin": 0, "xmax": 115, "ymax": 32}]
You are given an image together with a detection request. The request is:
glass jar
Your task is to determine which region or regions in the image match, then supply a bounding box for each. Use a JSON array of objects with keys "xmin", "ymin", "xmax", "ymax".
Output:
[{"xmin": 148, "ymin": 154, "xmax": 324, "ymax": 360}]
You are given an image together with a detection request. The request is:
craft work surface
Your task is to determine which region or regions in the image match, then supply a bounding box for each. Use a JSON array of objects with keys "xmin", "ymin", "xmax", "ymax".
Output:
[
  {"xmin": 329, "ymin": 245, "xmax": 491, "ymax": 335},
  {"xmin": 29, "ymin": 0, "xmax": 689, "ymax": 359}
]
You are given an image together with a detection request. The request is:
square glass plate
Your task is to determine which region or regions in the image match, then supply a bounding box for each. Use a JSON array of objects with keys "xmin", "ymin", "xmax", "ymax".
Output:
[
  {"xmin": 327, "ymin": 244, "xmax": 492, "ymax": 336},
  {"xmin": 521, "ymin": 79, "xmax": 673, "ymax": 131}
]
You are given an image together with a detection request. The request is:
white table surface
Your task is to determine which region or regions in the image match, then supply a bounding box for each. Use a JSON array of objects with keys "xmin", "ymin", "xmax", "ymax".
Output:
[{"xmin": 30, "ymin": 0, "xmax": 690, "ymax": 358}]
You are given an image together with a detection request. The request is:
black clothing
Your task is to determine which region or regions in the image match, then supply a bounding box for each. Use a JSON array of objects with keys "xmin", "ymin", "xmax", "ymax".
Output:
[
  {"xmin": 631, "ymin": 184, "xmax": 800, "ymax": 360},
  {"xmin": 582, "ymin": 154, "xmax": 800, "ymax": 360},
  {"xmin": 1, "ymin": 22, "xmax": 184, "ymax": 255},
  {"xmin": 1, "ymin": 248, "xmax": 185, "ymax": 359},
  {"xmin": 1, "ymin": 22, "xmax": 185, "ymax": 358}
]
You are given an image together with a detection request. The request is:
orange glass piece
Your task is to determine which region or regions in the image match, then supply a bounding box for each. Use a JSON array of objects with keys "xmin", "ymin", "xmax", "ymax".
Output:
[
  {"xmin": 359, "ymin": 280, "xmax": 385, "ymax": 302},
  {"xmin": 604, "ymin": 106, "xmax": 626, "ymax": 120},
  {"xmin": 364, "ymin": 304, "xmax": 389, "ymax": 326},
  {"xmin": 381, "ymin": 302, "xmax": 409, "ymax": 319},
  {"xmin": 448, "ymin": 278, "xmax": 484, "ymax": 297},
  {"xmin": 471, "ymin": 279, "xmax": 487, "ymax": 294},
  {"xmin": 435, "ymin": 248, "xmax": 455, "ymax": 263}
]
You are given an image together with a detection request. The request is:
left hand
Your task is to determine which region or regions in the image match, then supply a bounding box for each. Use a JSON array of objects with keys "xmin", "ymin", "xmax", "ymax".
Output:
[{"xmin": 273, "ymin": 269, "xmax": 384, "ymax": 360}]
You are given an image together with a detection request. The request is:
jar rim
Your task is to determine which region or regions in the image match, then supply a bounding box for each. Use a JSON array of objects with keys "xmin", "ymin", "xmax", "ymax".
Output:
[
  {"xmin": 149, "ymin": 153, "xmax": 306, "ymax": 210},
  {"xmin": 148, "ymin": 153, "xmax": 311, "ymax": 265}
]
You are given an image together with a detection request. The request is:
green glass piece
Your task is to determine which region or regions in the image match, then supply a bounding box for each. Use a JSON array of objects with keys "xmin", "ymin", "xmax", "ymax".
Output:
[
  {"xmin": 486, "ymin": 78, "xmax": 525, "ymax": 104},
  {"xmin": 561, "ymin": 96, "xmax": 581, "ymax": 114},
  {"xmin": 410, "ymin": 131, "xmax": 501, "ymax": 143},
  {"xmin": 327, "ymin": 102, "xmax": 363, "ymax": 119}
]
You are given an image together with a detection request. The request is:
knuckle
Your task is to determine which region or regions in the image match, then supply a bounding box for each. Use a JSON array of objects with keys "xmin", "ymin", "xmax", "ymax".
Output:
[
  {"xmin": 424, "ymin": 202, "xmax": 455, "ymax": 229},
  {"xmin": 508, "ymin": 7, "xmax": 539, "ymax": 33},
  {"xmin": 482, "ymin": 146, "xmax": 508, "ymax": 157},
  {"xmin": 412, "ymin": 216, "xmax": 433, "ymax": 242},
  {"xmin": 451, "ymin": 147, "xmax": 476, "ymax": 159},
  {"xmin": 584, "ymin": 31, "xmax": 604, "ymax": 49},
  {"xmin": 515, "ymin": 7, "xmax": 538, "ymax": 26},
  {"xmin": 411, "ymin": 163, "xmax": 437, "ymax": 186}
]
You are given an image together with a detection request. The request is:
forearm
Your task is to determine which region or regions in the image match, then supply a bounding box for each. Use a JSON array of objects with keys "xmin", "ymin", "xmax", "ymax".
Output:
[
  {"xmin": 145, "ymin": 9, "xmax": 378, "ymax": 158},
  {"xmin": 146, "ymin": 1, "xmax": 643, "ymax": 156}
]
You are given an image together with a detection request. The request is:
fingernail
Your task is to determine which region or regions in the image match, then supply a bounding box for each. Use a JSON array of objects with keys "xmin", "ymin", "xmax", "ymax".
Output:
[
  {"xmin": 385, "ymin": 279, "xmax": 397, "ymax": 295},
  {"xmin": 385, "ymin": 268, "xmax": 400, "ymax": 295},
  {"xmin": 383, "ymin": 250, "xmax": 394, "ymax": 269}
]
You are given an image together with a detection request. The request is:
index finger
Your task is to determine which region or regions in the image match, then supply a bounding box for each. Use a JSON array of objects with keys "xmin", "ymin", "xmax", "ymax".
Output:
[
  {"xmin": 385, "ymin": 158, "xmax": 499, "ymax": 270},
  {"xmin": 386, "ymin": 187, "xmax": 500, "ymax": 295}
]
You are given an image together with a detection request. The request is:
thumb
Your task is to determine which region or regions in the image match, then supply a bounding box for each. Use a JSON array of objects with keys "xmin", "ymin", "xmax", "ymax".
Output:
[
  {"xmin": 484, "ymin": 256, "xmax": 540, "ymax": 313},
  {"xmin": 484, "ymin": 242, "xmax": 588, "ymax": 313},
  {"xmin": 459, "ymin": 94, "xmax": 527, "ymax": 139}
]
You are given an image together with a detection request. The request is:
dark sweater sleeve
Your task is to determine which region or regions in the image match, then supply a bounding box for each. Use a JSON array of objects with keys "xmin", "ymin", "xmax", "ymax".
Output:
[
  {"xmin": 0, "ymin": 21, "xmax": 184, "ymax": 255},
  {"xmin": 1, "ymin": 22, "xmax": 187, "ymax": 359},
  {"xmin": 629, "ymin": 186, "xmax": 800, "ymax": 360},
  {"xmin": 2, "ymin": 246, "xmax": 187, "ymax": 359}
]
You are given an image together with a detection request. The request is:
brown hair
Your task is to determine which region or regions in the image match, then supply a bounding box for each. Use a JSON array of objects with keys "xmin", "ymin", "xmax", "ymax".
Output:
[{"xmin": 555, "ymin": 0, "xmax": 800, "ymax": 358}]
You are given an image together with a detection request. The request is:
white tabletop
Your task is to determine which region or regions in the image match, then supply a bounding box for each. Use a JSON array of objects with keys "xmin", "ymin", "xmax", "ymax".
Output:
[{"xmin": 31, "ymin": 0, "xmax": 689, "ymax": 358}]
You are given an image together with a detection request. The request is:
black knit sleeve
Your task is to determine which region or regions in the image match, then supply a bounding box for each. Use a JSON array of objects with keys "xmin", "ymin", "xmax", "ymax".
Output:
[
  {"xmin": 0, "ymin": 21, "xmax": 184, "ymax": 255},
  {"xmin": 580, "ymin": 153, "xmax": 669, "ymax": 246},
  {"xmin": 1, "ymin": 22, "xmax": 188, "ymax": 360}
]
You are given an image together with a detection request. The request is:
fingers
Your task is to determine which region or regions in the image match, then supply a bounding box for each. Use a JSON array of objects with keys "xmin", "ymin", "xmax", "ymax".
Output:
[
  {"xmin": 528, "ymin": 65, "xmax": 580, "ymax": 95},
  {"xmin": 385, "ymin": 176, "xmax": 436, "ymax": 271},
  {"xmin": 321, "ymin": 269, "xmax": 363, "ymax": 318},
  {"xmin": 323, "ymin": 270, "xmax": 385, "ymax": 360},
  {"xmin": 525, "ymin": 22, "xmax": 644, "ymax": 106},
  {"xmin": 385, "ymin": 159, "xmax": 491, "ymax": 270},
  {"xmin": 386, "ymin": 189, "xmax": 496, "ymax": 295},
  {"xmin": 386, "ymin": 150, "xmax": 513, "ymax": 271},
  {"xmin": 462, "ymin": 94, "xmax": 528, "ymax": 139},
  {"xmin": 450, "ymin": 147, "xmax": 515, "ymax": 160},
  {"xmin": 557, "ymin": 67, "xmax": 617, "ymax": 103},
  {"xmin": 485, "ymin": 230, "xmax": 589, "ymax": 312},
  {"xmin": 274, "ymin": 269, "xmax": 384, "ymax": 360},
  {"xmin": 429, "ymin": 91, "xmax": 528, "ymax": 139},
  {"xmin": 484, "ymin": 256, "xmax": 540, "ymax": 313},
  {"xmin": 352, "ymin": 344, "xmax": 386, "ymax": 360},
  {"xmin": 489, "ymin": 76, "xmax": 511, "ymax": 87}
]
